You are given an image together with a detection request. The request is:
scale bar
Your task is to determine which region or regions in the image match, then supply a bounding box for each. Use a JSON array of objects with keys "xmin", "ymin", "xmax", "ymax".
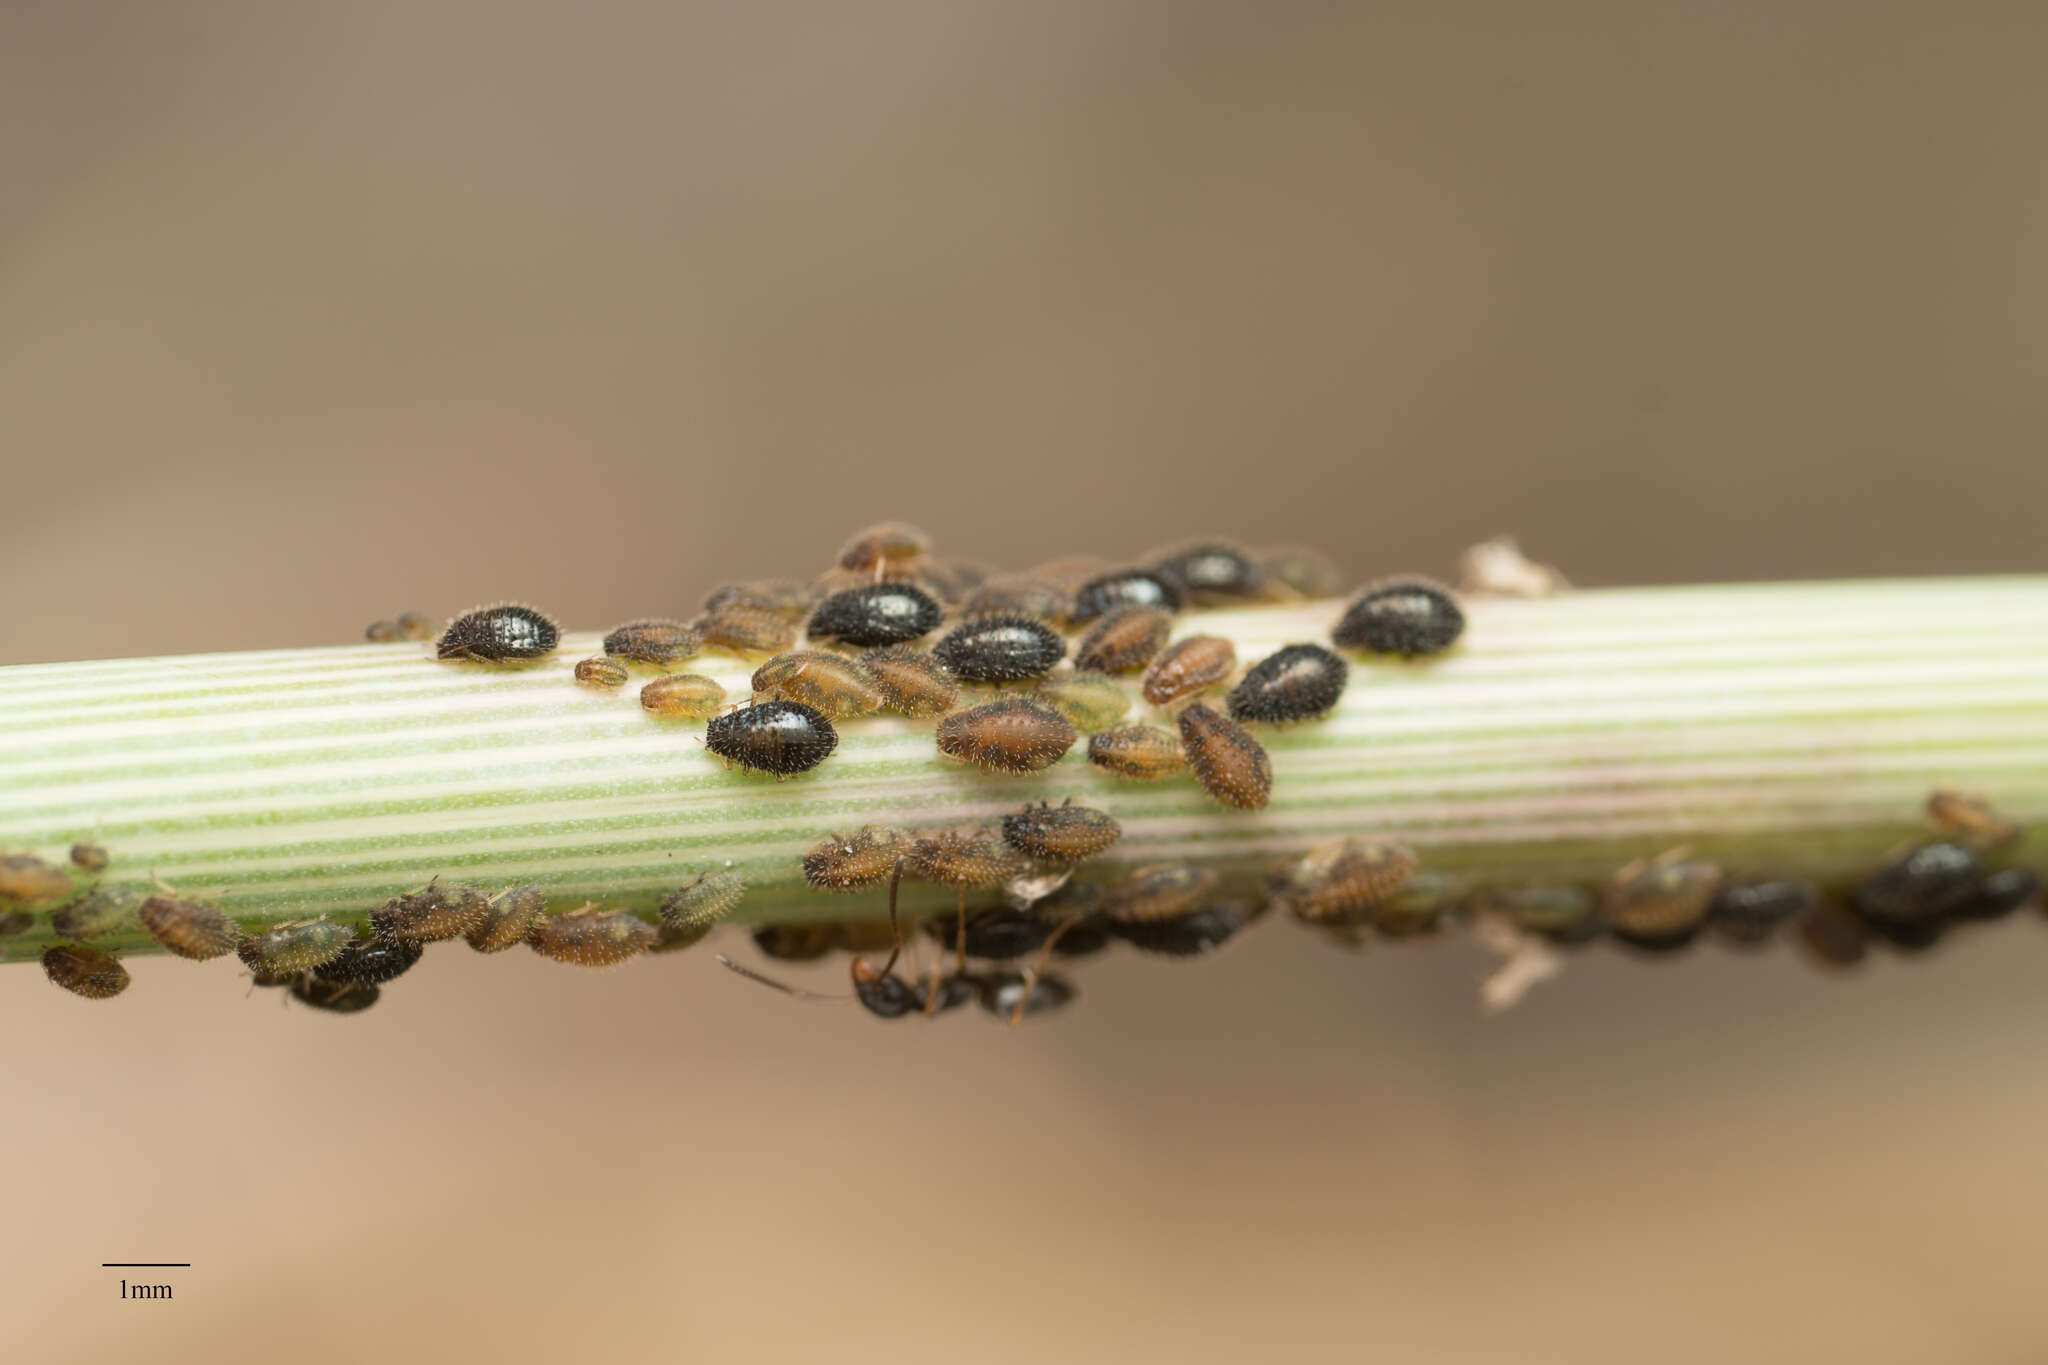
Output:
[{"xmin": 103, "ymin": 1263, "xmax": 190, "ymax": 1267}]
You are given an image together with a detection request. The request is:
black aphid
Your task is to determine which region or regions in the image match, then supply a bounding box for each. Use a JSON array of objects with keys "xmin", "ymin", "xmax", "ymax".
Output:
[
  {"xmin": 436, "ymin": 604, "xmax": 560, "ymax": 662},
  {"xmin": 1951, "ymin": 868, "xmax": 2041, "ymax": 920},
  {"xmin": 1150, "ymin": 543, "xmax": 1264, "ymax": 603},
  {"xmin": 1068, "ymin": 569, "xmax": 1182, "ymax": 624},
  {"xmin": 931, "ymin": 615, "xmax": 1066, "ymax": 683},
  {"xmin": 1708, "ymin": 880, "xmax": 1817, "ymax": 946},
  {"xmin": 1226, "ymin": 643, "xmax": 1349, "ymax": 723},
  {"xmin": 290, "ymin": 976, "xmax": 381, "ymax": 1013},
  {"xmin": 705, "ymin": 701, "xmax": 838, "ymax": 779},
  {"xmin": 1113, "ymin": 904, "xmax": 1243, "ymax": 957},
  {"xmin": 313, "ymin": 934, "xmax": 425, "ymax": 986},
  {"xmin": 1853, "ymin": 842, "xmax": 1980, "ymax": 922},
  {"xmin": 1332, "ymin": 578, "xmax": 1465, "ymax": 657},
  {"xmin": 807, "ymin": 583, "xmax": 943, "ymax": 648}
]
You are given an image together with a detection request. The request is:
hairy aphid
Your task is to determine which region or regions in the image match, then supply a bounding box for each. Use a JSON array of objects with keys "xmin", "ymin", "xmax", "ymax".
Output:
[
  {"xmin": 751, "ymin": 651, "xmax": 885, "ymax": 719},
  {"xmin": 702, "ymin": 580, "xmax": 809, "ymax": 622},
  {"xmin": 1258, "ymin": 546, "xmax": 1345, "ymax": 600},
  {"xmin": 236, "ymin": 918, "xmax": 353, "ymax": 974},
  {"xmin": 0, "ymin": 853, "xmax": 73, "ymax": 905},
  {"xmin": 1141, "ymin": 636, "xmax": 1236, "ymax": 708},
  {"xmin": 0, "ymin": 911, "xmax": 32, "ymax": 938},
  {"xmin": 1035, "ymin": 671, "xmax": 1132, "ymax": 731},
  {"xmin": 603, "ymin": 619, "xmax": 700, "ymax": 666},
  {"xmin": 1269, "ymin": 838, "xmax": 1417, "ymax": 924},
  {"xmin": 935, "ymin": 698, "xmax": 1077, "ymax": 774},
  {"xmin": 314, "ymin": 933, "xmax": 424, "ymax": 986},
  {"xmin": 43, "ymin": 944, "xmax": 130, "ymax": 1000},
  {"xmin": 705, "ymin": 701, "xmax": 838, "ymax": 778},
  {"xmin": 1178, "ymin": 703, "xmax": 1272, "ymax": 810},
  {"xmin": 436, "ymin": 604, "xmax": 560, "ymax": 662},
  {"xmin": 466, "ymin": 884, "xmax": 547, "ymax": 953},
  {"xmin": 1853, "ymin": 841, "xmax": 1981, "ymax": 923},
  {"xmin": 395, "ymin": 611, "xmax": 434, "ymax": 641},
  {"xmin": 1473, "ymin": 885, "xmax": 1600, "ymax": 943},
  {"xmin": 575, "ymin": 656, "xmax": 631, "ymax": 689},
  {"xmin": 1227, "ymin": 644, "xmax": 1348, "ymax": 724},
  {"xmin": 857, "ymin": 647, "xmax": 959, "ymax": 717},
  {"xmin": 290, "ymin": 976, "xmax": 381, "ymax": 1013},
  {"xmin": 964, "ymin": 577, "xmax": 1073, "ymax": 624},
  {"xmin": 1925, "ymin": 786, "xmax": 2021, "ymax": 851},
  {"xmin": 1104, "ymin": 863, "xmax": 1219, "ymax": 924},
  {"xmin": 1068, "ymin": 569, "xmax": 1183, "ymax": 624},
  {"xmin": 658, "ymin": 869, "xmax": 747, "ymax": 933},
  {"xmin": 752, "ymin": 924, "xmax": 838, "ymax": 961},
  {"xmin": 639, "ymin": 673, "xmax": 727, "ymax": 719},
  {"xmin": 696, "ymin": 605, "xmax": 799, "ymax": 656},
  {"xmin": 371, "ymin": 882, "xmax": 490, "ymax": 943},
  {"xmin": 1797, "ymin": 899, "xmax": 1870, "ymax": 970},
  {"xmin": 1001, "ymin": 800, "xmax": 1122, "ymax": 865},
  {"xmin": 924, "ymin": 908, "xmax": 1052, "ymax": 960},
  {"xmin": 1073, "ymin": 607, "xmax": 1174, "ymax": 675},
  {"xmin": 51, "ymin": 886, "xmax": 141, "ymax": 941},
  {"xmin": 69, "ymin": 843, "xmax": 110, "ymax": 874},
  {"xmin": 138, "ymin": 894, "xmax": 239, "ymax": 960},
  {"xmin": 807, "ymin": 583, "xmax": 943, "ymax": 648},
  {"xmin": 905, "ymin": 829, "xmax": 1022, "ymax": 890},
  {"xmin": 838, "ymin": 521, "xmax": 932, "ymax": 573},
  {"xmin": 1150, "ymin": 543, "xmax": 1264, "ymax": 604},
  {"xmin": 1952, "ymin": 868, "xmax": 2042, "ymax": 920},
  {"xmin": 528, "ymin": 906, "xmax": 656, "ymax": 966},
  {"xmin": 1709, "ymin": 880, "xmax": 1818, "ymax": 946},
  {"xmin": 1087, "ymin": 725, "xmax": 1187, "ymax": 781},
  {"xmin": 1603, "ymin": 853, "xmax": 1721, "ymax": 941},
  {"xmin": 1116, "ymin": 904, "xmax": 1244, "ymax": 957},
  {"xmin": 1332, "ymin": 578, "xmax": 1465, "ymax": 658},
  {"xmin": 977, "ymin": 971, "xmax": 1075, "ymax": 1019},
  {"xmin": 932, "ymin": 615, "xmax": 1067, "ymax": 683},
  {"xmin": 804, "ymin": 825, "xmax": 912, "ymax": 892}
]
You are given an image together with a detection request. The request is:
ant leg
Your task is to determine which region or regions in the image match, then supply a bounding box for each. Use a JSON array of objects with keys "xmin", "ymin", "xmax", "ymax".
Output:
[{"xmin": 1008, "ymin": 916, "xmax": 1080, "ymax": 1028}]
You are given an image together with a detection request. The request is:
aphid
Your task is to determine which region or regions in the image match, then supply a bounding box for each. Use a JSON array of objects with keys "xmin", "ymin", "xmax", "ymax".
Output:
[
  {"xmin": 658, "ymin": 869, "xmax": 747, "ymax": 932},
  {"xmin": 1952, "ymin": 868, "xmax": 2041, "ymax": 920},
  {"xmin": 1073, "ymin": 607, "xmax": 1173, "ymax": 675},
  {"xmin": 806, "ymin": 583, "xmax": 943, "ymax": 648},
  {"xmin": 1178, "ymin": 702, "xmax": 1272, "ymax": 810},
  {"xmin": 1068, "ymin": 569, "xmax": 1182, "ymax": 624},
  {"xmin": 858, "ymin": 646, "xmax": 959, "ymax": 717},
  {"xmin": 1086, "ymin": 725, "xmax": 1187, "ymax": 781},
  {"xmin": 639, "ymin": 673, "xmax": 727, "ymax": 719},
  {"xmin": 1709, "ymin": 880, "xmax": 1817, "ymax": 946},
  {"xmin": 1863, "ymin": 914, "xmax": 1948, "ymax": 955},
  {"xmin": 1001, "ymin": 800, "xmax": 1122, "ymax": 865},
  {"xmin": 1332, "ymin": 578, "xmax": 1465, "ymax": 658},
  {"xmin": 395, "ymin": 611, "xmax": 435, "ymax": 641},
  {"xmin": 702, "ymin": 580, "xmax": 809, "ymax": 622},
  {"xmin": 371, "ymin": 882, "xmax": 490, "ymax": 942},
  {"xmin": 905, "ymin": 829, "xmax": 1023, "ymax": 890},
  {"xmin": 1226, "ymin": 644, "xmax": 1348, "ymax": 724},
  {"xmin": 924, "ymin": 908, "xmax": 1051, "ymax": 961},
  {"xmin": 931, "ymin": 615, "xmax": 1066, "ymax": 683},
  {"xmin": 1149, "ymin": 542, "xmax": 1264, "ymax": 604},
  {"xmin": 1115, "ymin": 904, "xmax": 1243, "ymax": 957},
  {"xmin": 1141, "ymin": 636, "xmax": 1236, "ymax": 707},
  {"xmin": 1028, "ymin": 556, "xmax": 1112, "ymax": 591},
  {"xmin": 69, "ymin": 842, "xmax": 110, "ymax": 874},
  {"xmin": 365, "ymin": 619, "xmax": 405, "ymax": 643},
  {"xmin": 466, "ymin": 883, "xmax": 546, "ymax": 953},
  {"xmin": 313, "ymin": 933, "xmax": 424, "ymax": 985},
  {"xmin": 705, "ymin": 701, "xmax": 838, "ymax": 778},
  {"xmin": 751, "ymin": 923, "xmax": 837, "ymax": 961},
  {"xmin": 1610, "ymin": 923, "xmax": 1705, "ymax": 955},
  {"xmin": 1371, "ymin": 873, "xmax": 1453, "ymax": 938},
  {"xmin": 290, "ymin": 976, "xmax": 381, "ymax": 1013},
  {"xmin": 436, "ymin": 604, "xmax": 560, "ymax": 662},
  {"xmin": 696, "ymin": 605, "xmax": 798, "ymax": 656},
  {"xmin": 803, "ymin": 825, "xmax": 912, "ymax": 892},
  {"xmin": 43, "ymin": 944, "xmax": 130, "ymax": 999},
  {"xmin": 751, "ymin": 651, "xmax": 885, "ymax": 719},
  {"xmin": 1458, "ymin": 537, "xmax": 1567, "ymax": 599},
  {"xmin": 838, "ymin": 521, "xmax": 932, "ymax": 573},
  {"xmin": 976, "ymin": 971, "xmax": 1075, "ymax": 1019},
  {"xmin": 138, "ymin": 894, "xmax": 239, "ymax": 960},
  {"xmin": 1035, "ymin": 670, "xmax": 1132, "ymax": 731},
  {"xmin": 51, "ymin": 886, "xmax": 140, "ymax": 941},
  {"xmin": 1268, "ymin": 838, "xmax": 1416, "ymax": 924},
  {"xmin": 1473, "ymin": 885, "xmax": 1600, "ymax": 944},
  {"xmin": 0, "ymin": 853, "xmax": 73, "ymax": 905},
  {"xmin": 575, "ymin": 656, "xmax": 631, "ymax": 689},
  {"xmin": 1925, "ymin": 786, "xmax": 2021, "ymax": 851},
  {"xmin": 528, "ymin": 906, "xmax": 656, "ymax": 966},
  {"xmin": 935, "ymin": 698, "xmax": 1077, "ymax": 774},
  {"xmin": 1257, "ymin": 546, "xmax": 1345, "ymax": 599},
  {"xmin": 235, "ymin": 918, "xmax": 353, "ymax": 974},
  {"xmin": 1104, "ymin": 863, "xmax": 1219, "ymax": 924},
  {"xmin": 1603, "ymin": 853, "xmax": 1721, "ymax": 938},
  {"xmin": 0, "ymin": 910, "xmax": 32, "ymax": 937},
  {"xmin": 964, "ymin": 577, "xmax": 1072, "ymax": 624},
  {"xmin": 604, "ymin": 619, "xmax": 700, "ymax": 666},
  {"xmin": 1853, "ymin": 841, "xmax": 1980, "ymax": 922}
]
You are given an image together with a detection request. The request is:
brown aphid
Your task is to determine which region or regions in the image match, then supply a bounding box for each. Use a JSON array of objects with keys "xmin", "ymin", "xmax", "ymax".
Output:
[
  {"xmin": 964, "ymin": 577, "xmax": 1073, "ymax": 624},
  {"xmin": 639, "ymin": 673, "xmax": 727, "ymax": 719},
  {"xmin": 935, "ymin": 698, "xmax": 1077, "ymax": 774},
  {"xmin": 575, "ymin": 656, "xmax": 631, "ymax": 689},
  {"xmin": 395, "ymin": 611, "xmax": 435, "ymax": 641},
  {"xmin": 0, "ymin": 910, "xmax": 33, "ymax": 937},
  {"xmin": 1926, "ymin": 785, "xmax": 2021, "ymax": 851},
  {"xmin": 1026, "ymin": 556, "xmax": 1112, "ymax": 591},
  {"xmin": 138, "ymin": 895, "xmax": 239, "ymax": 960},
  {"xmin": 1035, "ymin": 671, "xmax": 1132, "ymax": 731},
  {"xmin": 1142, "ymin": 635, "xmax": 1237, "ymax": 707},
  {"xmin": 752, "ymin": 651, "xmax": 885, "ymax": 719},
  {"xmin": 1603, "ymin": 853, "xmax": 1721, "ymax": 938},
  {"xmin": 528, "ymin": 905, "xmax": 657, "ymax": 966},
  {"xmin": 51, "ymin": 886, "xmax": 140, "ymax": 941},
  {"xmin": 702, "ymin": 579, "xmax": 810, "ymax": 623},
  {"xmin": 365, "ymin": 619, "xmax": 405, "ymax": 642},
  {"xmin": 1002, "ymin": 800, "xmax": 1122, "ymax": 865},
  {"xmin": 658, "ymin": 869, "xmax": 747, "ymax": 932},
  {"xmin": 466, "ymin": 883, "xmax": 547, "ymax": 953},
  {"xmin": 1104, "ymin": 863, "xmax": 1219, "ymax": 923},
  {"xmin": 0, "ymin": 853, "xmax": 73, "ymax": 905},
  {"xmin": 1074, "ymin": 607, "xmax": 1174, "ymax": 675},
  {"xmin": 43, "ymin": 944, "xmax": 130, "ymax": 1000},
  {"xmin": 839, "ymin": 521, "xmax": 932, "ymax": 573},
  {"xmin": 236, "ymin": 917, "xmax": 353, "ymax": 974},
  {"xmin": 370, "ymin": 882, "xmax": 490, "ymax": 943},
  {"xmin": 69, "ymin": 842, "xmax": 109, "ymax": 874},
  {"xmin": 1269, "ymin": 838, "xmax": 1418, "ymax": 924},
  {"xmin": 905, "ymin": 829, "xmax": 1023, "ymax": 890},
  {"xmin": 858, "ymin": 646, "xmax": 959, "ymax": 718},
  {"xmin": 803, "ymin": 825, "xmax": 912, "ymax": 892},
  {"xmin": 1797, "ymin": 898, "xmax": 1870, "ymax": 970},
  {"xmin": 1087, "ymin": 725, "xmax": 1187, "ymax": 781},
  {"xmin": 604, "ymin": 619, "xmax": 700, "ymax": 666},
  {"xmin": 1178, "ymin": 703, "xmax": 1272, "ymax": 810},
  {"xmin": 695, "ymin": 604, "xmax": 798, "ymax": 656}
]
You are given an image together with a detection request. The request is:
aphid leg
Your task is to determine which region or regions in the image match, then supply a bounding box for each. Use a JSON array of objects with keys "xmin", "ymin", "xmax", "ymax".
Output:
[{"xmin": 1007, "ymin": 916, "xmax": 1081, "ymax": 1028}]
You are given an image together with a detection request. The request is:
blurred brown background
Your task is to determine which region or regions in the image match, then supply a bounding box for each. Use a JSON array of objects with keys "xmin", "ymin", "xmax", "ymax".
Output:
[{"xmin": 4, "ymin": 1, "xmax": 2047, "ymax": 1361}]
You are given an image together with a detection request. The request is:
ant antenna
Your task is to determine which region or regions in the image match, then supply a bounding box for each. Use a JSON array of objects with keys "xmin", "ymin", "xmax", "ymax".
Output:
[{"xmin": 718, "ymin": 860, "xmax": 907, "ymax": 1006}]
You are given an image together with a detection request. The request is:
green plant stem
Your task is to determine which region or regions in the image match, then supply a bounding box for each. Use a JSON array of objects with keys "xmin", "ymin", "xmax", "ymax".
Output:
[{"xmin": 3, "ymin": 577, "xmax": 2046, "ymax": 963}]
